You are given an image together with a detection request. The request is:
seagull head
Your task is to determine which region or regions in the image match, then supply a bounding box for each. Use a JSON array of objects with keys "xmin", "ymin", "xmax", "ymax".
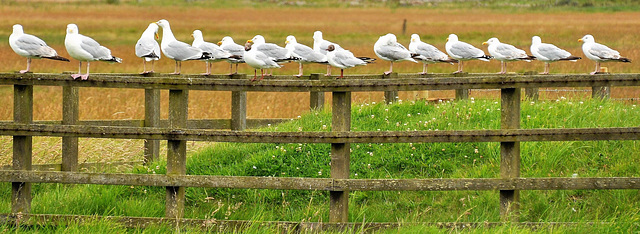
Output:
[
  {"xmin": 531, "ymin": 36, "xmax": 542, "ymax": 45},
  {"xmin": 218, "ymin": 36, "xmax": 233, "ymax": 46},
  {"xmin": 250, "ymin": 35, "xmax": 266, "ymax": 45},
  {"xmin": 447, "ymin": 34, "xmax": 458, "ymax": 42},
  {"xmin": 579, "ymin": 35, "xmax": 594, "ymax": 43},
  {"xmin": 192, "ymin": 30, "xmax": 203, "ymax": 40},
  {"xmin": 384, "ymin": 33, "xmax": 397, "ymax": 44},
  {"xmin": 285, "ymin": 35, "xmax": 297, "ymax": 45},
  {"xmin": 313, "ymin": 31, "xmax": 323, "ymax": 41},
  {"xmin": 12, "ymin": 24, "xmax": 24, "ymax": 35},
  {"xmin": 155, "ymin": 19, "xmax": 170, "ymax": 29},
  {"xmin": 146, "ymin": 23, "xmax": 159, "ymax": 39},
  {"xmin": 410, "ymin": 34, "xmax": 420, "ymax": 43},
  {"xmin": 66, "ymin": 24, "xmax": 79, "ymax": 35},
  {"xmin": 483, "ymin": 37, "xmax": 499, "ymax": 46}
]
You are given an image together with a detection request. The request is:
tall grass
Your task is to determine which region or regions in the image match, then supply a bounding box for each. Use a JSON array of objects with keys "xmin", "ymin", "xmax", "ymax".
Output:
[{"xmin": 1, "ymin": 97, "xmax": 639, "ymax": 232}]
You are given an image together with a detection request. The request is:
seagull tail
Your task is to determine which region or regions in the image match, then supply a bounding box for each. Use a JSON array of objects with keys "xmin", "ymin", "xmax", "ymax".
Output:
[
  {"xmin": 438, "ymin": 59, "xmax": 458, "ymax": 64},
  {"xmin": 102, "ymin": 56, "xmax": 123, "ymax": 63},
  {"xmin": 357, "ymin": 57, "xmax": 376, "ymax": 63},
  {"xmin": 200, "ymin": 52, "xmax": 212, "ymax": 60},
  {"xmin": 559, "ymin": 56, "xmax": 582, "ymax": 62},
  {"xmin": 477, "ymin": 55, "xmax": 492, "ymax": 61},
  {"xmin": 43, "ymin": 55, "xmax": 70, "ymax": 62},
  {"xmin": 142, "ymin": 52, "xmax": 160, "ymax": 59},
  {"xmin": 618, "ymin": 57, "xmax": 631, "ymax": 63},
  {"xmin": 520, "ymin": 55, "xmax": 536, "ymax": 62}
]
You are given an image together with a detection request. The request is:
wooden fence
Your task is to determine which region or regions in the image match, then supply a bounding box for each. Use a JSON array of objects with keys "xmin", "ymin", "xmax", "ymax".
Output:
[{"xmin": 0, "ymin": 72, "xmax": 639, "ymax": 229}]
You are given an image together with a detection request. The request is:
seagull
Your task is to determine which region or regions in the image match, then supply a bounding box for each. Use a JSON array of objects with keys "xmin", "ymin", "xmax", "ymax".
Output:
[
  {"xmin": 313, "ymin": 31, "xmax": 343, "ymax": 76},
  {"xmin": 579, "ymin": 34, "xmax": 630, "ymax": 75},
  {"xmin": 445, "ymin": 34, "xmax": 491, "ymax": 73},
  {"xmin": 409, "ymin": 34, "xmax": 456, "ymax": 74},
  {"xmin": 326, "ymin": 44, "xmax": 374, "ymax": 79},
  {"xmin": 285, "ymin": 35, "xmax": 327, "ymax": 77},
  {"xmin": 247, "ymin": 35, "xmax": 297, "ymax": 76},
  {"xmin": 483, "ymin": 37, "xmax": 535, "ymax": 74},
  {"xmin": 374, "ymin": 33, "xmax": 418, "ymax": 75},
  {"xmin": 243, "ymin": 42, "xmax": 282, "ymax": 81},
  {"xmin": 135, "ymin": 23, "xmax": 161, "ymax": 74},
  {"xmin": 9, "ymin": 24, "xmax": 69, "ymax": 74},
  {"xmin": 192, "ymin": 30, "xmax": 234, "ymax": 75},
  {"xmin": 218, "ymin": 36, "xmax": 245, "ymax": 75},
  {"xmin": 530, "ymin": 36, "xmax": 581, "ymax": 74},
  {"xmin": 155, "ymin": 19, "xmax": 210, "ymax": 75},
  {"xmin": 64, "ymin": 24, "xmax": 122, "ymax": 80}
]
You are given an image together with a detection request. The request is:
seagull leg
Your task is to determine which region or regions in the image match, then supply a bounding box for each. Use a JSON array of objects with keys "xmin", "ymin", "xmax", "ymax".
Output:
[
  {"xmin": 420, "ymin": 63, "xmax": 427, "ymax": 75},
  {"xmin": 296, "ymin": 63, "xmax": 303, "ymax": 77},
  {"xmin": 150, "ymin": 60, "xmax": 155, "ymax": 73},
  {"xmin": 81, "ymin": 62, "xmax": 90, "ymax": 80},
  {"xmin": 172, "ymin": 61, "xmax": 181, "ymax": 75},
  {"xmin": 338, "ymin": 69, "xmax": 344, "ymax": 79},
  {"xmin": 384, "ymin": 61, "xmax": 393, "ymax": 75},
  {"xmin": 541, "ymin": 63, "xmax": 550, "ymax": 75},
  {"xmin": 251, "ymin": 69, "xmax": 257, "ymax": 81},
  {"xmin": 326, "ymin": 65, "xmax": 332, "ymax": 76},
  {"xmin": 140, "ymin": 59, "xmax": 147, "ymax": 75},
  {"xmin": 591, "ymin": 62, "xmax": 600, "ymax": 75},
  {"xmin": 453, "ymin": 61, "xmax": 463, "ymax": 73},
  {"xmin": 235, "ymin": 64, "xmax": 239, "ymax": 74},
  {"xmin": 202, "ymin": 62, "xmax": 211, "ymax": 75},
  {"xmin": 71, "ymin": 61, "xmax": 82, "ymax": 79},
  {"xmin": 260, "ymin": 69, "xmax": 266, "ymax": 81},
  {"xmin": 20, "ymin": 58, "xmax": 32, "ymax": 73}
]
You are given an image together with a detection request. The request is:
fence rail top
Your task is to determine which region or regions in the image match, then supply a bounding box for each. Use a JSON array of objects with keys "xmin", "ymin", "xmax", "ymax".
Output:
[{"xmin": 1, "ymin": 73, "xmax": 639, "ymax": 92}]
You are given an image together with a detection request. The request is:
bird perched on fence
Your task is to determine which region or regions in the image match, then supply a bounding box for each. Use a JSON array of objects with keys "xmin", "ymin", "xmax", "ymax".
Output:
[
  {"xmin": 326, "ymin": 44, "xmax": 375, "ymax": 78},
  {"xmin": 192, "ymin": 30, "xmax": 235, "ymax": 75},
  {"xmin": 156, "ymin": 19, "xmax": 211, "ymax": 75},
  {"xmin": 409, "ymin": 34, "xmax": 456, "ymax": 75},
  {"xmin": 530, "ymin": 36, "xmax": 581, "ymax": 75},
  {"xmin": 483, "ymin": 37, "xmax": 535, "ymax": 74},
  {"xmin": 247, "ymin": 35, "xmax": 297, "ymax": 76},
  {"xmin": 64, "ymin": 24, "xmax": 121, "ymax": 80},
  {"xmin": 445, "ymin": 34, "xmax": 491, "ymax": 73},
  {"xmin": 9, "ymin": 24, "xmax": 69, "ymax": 74},
  {"xmin": 243, "ymin": 42, "xmax": 283, "ymax": 81},
  {"xmin": 285, "ymin": 35, "xmax": 327, "ymax": 77},
  {"xmin": 374, "ymin": 33, "xmax": 418, "ymax": 75},
  {"xmin": 579, "ymin": 34, "xmax": 630, "ymax": 75},
  {"xmin": 313, "ymin": 31, "xmax": 343, "ymax": 76},
  {"xmin": 218, "ymin": 36, "xmax": 245, "ymax": 75},
  {"xmin": 135, "ymin": 23, "xmax": 161, "ymax": 74}
]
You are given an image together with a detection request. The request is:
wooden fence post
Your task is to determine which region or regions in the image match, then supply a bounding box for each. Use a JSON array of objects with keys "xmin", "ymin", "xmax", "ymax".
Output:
[
  {"xmin": 524, "ymin": 71, "xmax": 539, "ymax": 101},
  {"xmin": 330, "ymin": 91, "xmax": 351, "ymax": 223},
  {"xmin": 144, "ymin": 89, "xmax": 160, "ymax": 164},
  {"xmin": 166, "ymin": 89, "xmax": 188, "ymax": 219},
  {"xmin": 310, "ymin": 73, "xmax": 325, "ymax": 110},
  {"xmin": 384, "ymin": 73, "xmax": 399, "ymax": 104},
  {"xmin": 454, "ymin": 72, "xmax": 469, "ymax": 100},
  {"xmin": 500, "ymin": 88, "xmax": 521, "ymax": 222},
  {"xmin": 12, "ymin": 84, "xmax": 33, "ymax": 214},
  {"xmin": 62, "ymin": 86, "xmax": 79, "ymax": 171},
  {"xmin": 231, "ymin": 74, "xmax": 247, "ymax": 131},
  {"xmin": 592, "ymin": 86, "xmax": 610, "ymax": 99}
]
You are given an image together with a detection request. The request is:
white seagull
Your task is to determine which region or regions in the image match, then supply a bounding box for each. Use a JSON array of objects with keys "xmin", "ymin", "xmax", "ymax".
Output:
[
  {"xmin": 445, "ymin": 34, "xmax": 491, "ymax": 73},
  {"xmin": 326, "ymin": 44, "xmax": 374, "ymax": 78},
  {"xmin": 285, "ymin": 35, "xmax": 327, "ymax": 77},
  {"xmin": 218, "ymin": 36, "xmax": 245, "ymax": 75},
  {"xmin": 483, "ymin": 37, "xmax": 535, "ymax": 74},
  {"xmin": 155, "ymin": 19, "xmax": 210, "ymax": 75},
  {"xmin": 579, "ymin": 34, "xmax": 630, "ymax": 75},
  {"xmin": 243, "ymin": 42, "xmax": 283, "ymax": 81},
  {"xmin": 64, "ymin": 24, "xmax": 122, "ymax": 80},
  {"xmin": 313, "ymin": 31, "xmax": 343, "ymax": 76},
  {"xmin": 530, "ymin": 36, "xmax": 581, "ymax": 74},
  {"xmin": 248, "ymin": 35, "xmax": 296, "ymax": 76},
  {"xmin": 192, "ymin": 30, "xmax": 234, "ymax": 75},
  {"xmin": 9, "ymin": 24, "xmax": 69, "ymax": 73},
  {"xmin": 135, "ymin": 23, "xmax": 161, "ymax": 74},
  {"xmin": 409, "ymin": 34, "xmax": 456, "ymax": 74},
  {"xmin": 374, "ymin": 33, "xmax": 418, "ymax": 75}
]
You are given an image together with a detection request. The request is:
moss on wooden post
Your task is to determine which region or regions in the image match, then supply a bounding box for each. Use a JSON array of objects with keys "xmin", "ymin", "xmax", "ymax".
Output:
[
  {"xmin": 383, "ymin": 72, "xmax": 399, "ymax": 104},
  {"xmin": 62, "ymin": 86, "xmax": 79, "ymax": 171},
  {"xmin": 500, "ymin": 88, "xmax": 521, "ymax": 222},
  {"xmin": 12, "ymin": 85, "xmax": 32, "ymax": 214},
  {"xmin": 309, "ymin": 73, "xmax": 325, "ymax": 110},
  {"xmin": 144, "ymin": 89, "xmax": 161, "ymax": 164},
  {"xmin": 166, "ymin": 89, "xmax": 188, "ymax": 219},
  {"xmin": 330, "ymin": 91, "xmax": 351, "ymax": 223}
]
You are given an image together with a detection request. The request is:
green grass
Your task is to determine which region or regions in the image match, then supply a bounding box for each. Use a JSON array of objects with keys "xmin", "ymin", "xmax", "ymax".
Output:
[{"xmin": 1, "ymin": 97, "xmax": 640, "ymax": 232}]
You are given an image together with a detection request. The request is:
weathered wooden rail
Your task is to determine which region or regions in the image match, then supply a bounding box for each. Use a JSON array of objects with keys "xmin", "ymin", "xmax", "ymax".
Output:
[{"xmin": 0, "ymin": 72, "xmax": 638, "ymax": 228}]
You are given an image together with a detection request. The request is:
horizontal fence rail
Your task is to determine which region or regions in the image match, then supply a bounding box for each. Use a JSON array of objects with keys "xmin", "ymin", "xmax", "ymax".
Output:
[{"xmin": 1, "ymin": 72, "xmax": 639, "ymax": 228}]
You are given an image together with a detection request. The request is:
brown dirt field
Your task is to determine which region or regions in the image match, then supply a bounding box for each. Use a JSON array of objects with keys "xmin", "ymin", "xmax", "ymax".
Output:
[{"xmin": 1, "ymin": 4, "xmax": 639, "ymax": 165}]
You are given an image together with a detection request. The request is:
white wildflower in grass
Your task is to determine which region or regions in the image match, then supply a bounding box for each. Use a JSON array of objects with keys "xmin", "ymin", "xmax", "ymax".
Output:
[
  {"xmin": 318, "ymin": 171, "xmax": 322, "ymax": 175},
  {"xmin": 252, "ymin": 166, "xmax": 257, "ymax": 169},
  {"xmin": 372, "ymin": 102, "xmax": 376, "ymax": 105},
  {"xmin": 371, "ymin": 115, "xmax": 375, "ymax": 118},
  {"xmin": 385, "ymin": 108, "xmax": 389, "ymax": 112},
  {"xmin": 322, "ymin": 125, "xmax": 327, "ymax": 129},
  {"xmin": 474, "ymin": 149, "xmax": 479, "ymax": 154},
  {"xmin": 369, "ymin": 152, "xmax": 374, "ymax": 156}
]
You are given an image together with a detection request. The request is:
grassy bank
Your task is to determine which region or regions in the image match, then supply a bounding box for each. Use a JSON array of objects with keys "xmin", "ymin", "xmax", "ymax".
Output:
[{"xmin": 1, "ymin": 97, "xmax": 639, "ymax": 232}]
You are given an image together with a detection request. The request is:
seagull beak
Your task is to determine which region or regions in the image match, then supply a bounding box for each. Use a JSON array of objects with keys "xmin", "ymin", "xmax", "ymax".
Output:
[
  {"xmin": 285, "ymin": 40, "xmax": 289, "ymax": 44},
  {"xmin": 155, "ymin": 32, "xmax": 159, "ymax": 40},
  {"xmin": 482, "ymin": 42, "xmax": 488, "ymax": 45},
  {"xmin": 217, "ymin": 41, "xmax": 222, "ymax": 45},
  {"xmin": 446, "ymin": 38, "xmax": 449, "ymax": 42},
  {"xmin": 191, "ymin": 34, "xmax": 194, "ymax": 38},
  {"xmin": 247, "ymin": 39, "xmax": 253, "ymax": 44},
  {"xmin": 578, "ymin": 39, "xmax": 583, "ymax": 42}
]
